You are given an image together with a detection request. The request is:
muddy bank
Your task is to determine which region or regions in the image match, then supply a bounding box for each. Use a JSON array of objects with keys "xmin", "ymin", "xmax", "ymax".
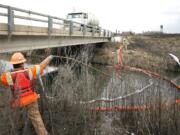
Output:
[{"xmin": 92, "ymin": 42, "xmax": 119, "ymax": 66}]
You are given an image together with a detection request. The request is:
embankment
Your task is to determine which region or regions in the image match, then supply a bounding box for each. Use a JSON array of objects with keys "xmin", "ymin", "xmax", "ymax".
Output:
[{"xmin": 92, "ymin": 34, "xmax": 180, "ymax": 78}]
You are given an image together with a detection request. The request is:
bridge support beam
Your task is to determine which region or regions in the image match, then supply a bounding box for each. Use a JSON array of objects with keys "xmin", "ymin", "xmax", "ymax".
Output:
[{"xmin": 0, "ymin": 35, "xmax": 109, "ymax": 53}]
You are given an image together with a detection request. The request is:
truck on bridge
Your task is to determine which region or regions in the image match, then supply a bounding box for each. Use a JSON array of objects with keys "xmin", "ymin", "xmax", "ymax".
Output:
[
  {"xmin": 65, "ymin": 12, "xmax": 100, "ymax": 33},
  {"xmin": 66, "ymin": 12, "xmax": 89, "ymax": 25}
]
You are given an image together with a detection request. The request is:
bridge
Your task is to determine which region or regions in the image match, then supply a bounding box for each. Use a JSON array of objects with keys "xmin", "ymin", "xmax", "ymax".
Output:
[{"xmin": 0, "ymin": 4, "xmax": 112, "ymax": 53}]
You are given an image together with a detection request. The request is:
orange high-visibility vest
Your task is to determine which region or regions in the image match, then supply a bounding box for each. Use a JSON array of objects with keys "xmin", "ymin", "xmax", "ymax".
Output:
[
  {"xmin": 1, "ymin": 67, "xmax": 41, "ymax": 107},
  {"xmin": 117, "ymin": 46, "xmax": 123, "ymax": 66}
]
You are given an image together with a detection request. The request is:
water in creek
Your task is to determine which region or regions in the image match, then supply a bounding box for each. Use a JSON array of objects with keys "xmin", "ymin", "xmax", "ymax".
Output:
[
  {"xmin": 0, "ymin": 45, "xmax": 180, "ymax": 135},
  {"xmin": 41, "ymin": 63, "xmax": 180, "ymax": 135}
]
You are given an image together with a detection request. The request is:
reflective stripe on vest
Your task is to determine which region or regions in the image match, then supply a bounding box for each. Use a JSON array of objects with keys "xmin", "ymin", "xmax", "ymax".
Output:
[
  {"xmin": 5, "ymin": 72, "xmax": 13, "ymax": 86},
  {"xmin": 28, "ymin": 69, "xmax": 33, "ymax": 80},
  {"xmin": 35, "ymin": 65, "xmax": 40, "ymax": 76}
]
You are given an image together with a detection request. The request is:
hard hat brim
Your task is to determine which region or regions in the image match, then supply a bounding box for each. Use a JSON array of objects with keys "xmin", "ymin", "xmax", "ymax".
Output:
[{"xmin": 10, "ymin": 59, "xmax": 26, "ymax": 65}]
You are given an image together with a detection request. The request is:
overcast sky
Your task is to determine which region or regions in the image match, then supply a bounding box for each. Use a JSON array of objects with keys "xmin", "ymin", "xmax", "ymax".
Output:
[{"xmin": 0, "ymin": 0, "xmax": 180, "ymax": 33}]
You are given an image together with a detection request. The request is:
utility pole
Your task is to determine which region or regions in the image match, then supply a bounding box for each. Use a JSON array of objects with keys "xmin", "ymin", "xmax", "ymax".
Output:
[{"xmin": 160, "ymin": 25, "xmax": 163, "ymax": 33}]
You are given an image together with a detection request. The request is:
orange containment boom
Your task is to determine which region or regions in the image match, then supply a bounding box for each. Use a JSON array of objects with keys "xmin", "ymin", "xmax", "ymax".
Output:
[
  {"xmin": 92, "ymin": 65, "xmax": 180, "ymax": 111},
  {"xmin": 95, "ymin": 105, "xmax": 151, "ymax": 111},
  {"xmin": 95, "ymin": 99, "xmax": 180, "ymax": 111},
  {"xmin": 116, "ymin": 65, "xmax": 180, "ymax": 90}
]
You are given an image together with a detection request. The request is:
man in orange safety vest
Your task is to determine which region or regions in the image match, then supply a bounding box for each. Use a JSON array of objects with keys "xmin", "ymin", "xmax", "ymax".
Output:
[
  {"xmin": 1, "ymin": 52, "xmax": 53, "ymax": 135},
  {"xmin": 117, "ymin": 45, "xmax": 123, "ymax": 68}
]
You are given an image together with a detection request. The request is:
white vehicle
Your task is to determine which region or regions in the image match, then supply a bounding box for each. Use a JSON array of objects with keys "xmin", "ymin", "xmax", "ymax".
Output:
[
  {"xmin": 66, "ymin": 12, "xmax": 88, "ymax": 25},
  {"xmin": 65, "ymin": 12, "xmax": 100, "ymax": 32}
]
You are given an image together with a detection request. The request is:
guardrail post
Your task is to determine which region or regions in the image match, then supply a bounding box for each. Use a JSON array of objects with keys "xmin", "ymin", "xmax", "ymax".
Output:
[
  {"xmin": 69, "ymin": 21, "xmax": 73, "ymax": 35},
  {"xmin": 99, "ymin": 27, "xmax": 101, "ymax": 37},
  {"xmin": 92, "ymin": 27, "xmax": 95, "ymax": 37},
  {"xmin": 48, "ymin": 16, "xmax": 53, "ymax": 35},
  {"xmin": 109, "ymin": 31, "xmax": 111, "ymax": 37},
  {"xmin": 83, "ymin": 24, "xmax": 86, "ymax": 36},
  {"xmin": 8, "ymin": 7, "xmax": 14, "ymax": 36},
  {"xmin": 103, "ymin": 30, "xmax": 106, "ymax": 37}
]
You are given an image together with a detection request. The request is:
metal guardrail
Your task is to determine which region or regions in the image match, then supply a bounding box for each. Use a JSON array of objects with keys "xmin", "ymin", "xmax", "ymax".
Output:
[{"xmin": 0, "ymin": 4, "xmax": 112, "ymax": 37}]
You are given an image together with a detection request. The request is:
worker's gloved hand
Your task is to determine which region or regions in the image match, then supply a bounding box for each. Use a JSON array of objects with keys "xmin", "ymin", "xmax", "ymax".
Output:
[
  {"xmin": 48, "ymin": 55, "xmax": 54, "ymax": 60},
  {"xmin": 40, "ymin": 55, "xmax": 54, "ymax": 69}
]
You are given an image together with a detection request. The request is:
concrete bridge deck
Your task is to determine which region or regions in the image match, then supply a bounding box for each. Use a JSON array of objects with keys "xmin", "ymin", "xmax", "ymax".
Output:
[{"xmin": 0, "ymin": 4, "xmax": 112, "ymax": 53}]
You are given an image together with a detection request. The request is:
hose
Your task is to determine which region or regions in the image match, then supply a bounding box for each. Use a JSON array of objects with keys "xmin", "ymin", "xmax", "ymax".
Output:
[
  {"xmin": 38, "ymin": 75, "xmax": 55, "ymax": 135},
  {"xmin": 52, "ymin": 55, "xmax": 114, "ymax": 78}
]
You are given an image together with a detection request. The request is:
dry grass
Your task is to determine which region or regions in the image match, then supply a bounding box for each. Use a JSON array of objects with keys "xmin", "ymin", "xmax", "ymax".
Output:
[{"xmin": 0, "ymin": 39, "xmax": 180, "ymax": 135}]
